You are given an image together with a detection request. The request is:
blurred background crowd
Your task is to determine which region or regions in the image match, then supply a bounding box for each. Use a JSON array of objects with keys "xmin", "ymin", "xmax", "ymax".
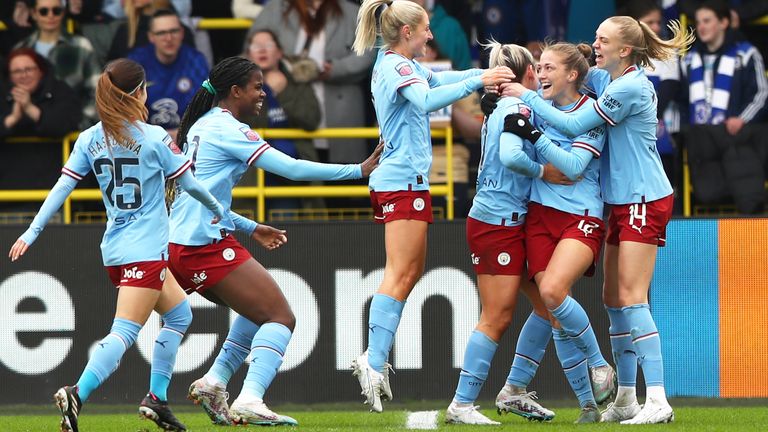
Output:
[{"xmin": 0, "ymin": 0, "xmax": 767, "ymax": 218}]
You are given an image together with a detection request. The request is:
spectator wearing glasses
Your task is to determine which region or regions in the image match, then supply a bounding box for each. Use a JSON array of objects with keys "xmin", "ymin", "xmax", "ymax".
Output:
[
  {"xmin": 108, "ymin": 0, "xmax": 196, "ymax": 61},
  {"xmin": 14, "ymin": 0, "xmax": 100, "ymax": 129},
  {"xmin": 128, "ymin": 9, "xmax": 208, "ymax": 141}
]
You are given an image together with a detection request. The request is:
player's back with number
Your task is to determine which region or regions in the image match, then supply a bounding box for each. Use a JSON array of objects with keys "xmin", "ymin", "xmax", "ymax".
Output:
[{"xmin": 65, "ymin": 122, "xmax": 190, "ymax": 264}]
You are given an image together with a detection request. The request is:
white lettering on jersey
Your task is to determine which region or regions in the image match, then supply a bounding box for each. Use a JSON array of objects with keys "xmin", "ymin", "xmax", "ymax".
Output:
[
  {"xmin": 192, "ymin": 271, "xmax": 207, "ymax": 287},
  {"xmin": 382, "ymin": 203, "xmax": 395, "ymax": 214},
  {"xmin": 471, "ymin": 253, "xmax": 480, "ymax": 265},
  {"xmin": 629, "ymin": 203, "xmax": 647, "ymax": 233},
  {"xmin": 122, "ymin": 266, "xmax": 145, "ymax": 280},
  {"xmin": 578, "ymin": 220, "xmax": 600, "ymax": 237}
]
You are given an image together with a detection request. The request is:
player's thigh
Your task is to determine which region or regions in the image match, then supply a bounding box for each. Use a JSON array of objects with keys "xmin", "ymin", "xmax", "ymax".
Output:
[
  {"xmin": 379, "ymin": 219, "xmax": 428, "ymax": 299},
  {"xmin": 616, "ymin": 240, "xmax": 658, "ymax": 305},
  {"xmin": 520, "ymin": 275, "xmax": 549, "ymax": 319},
  {"xmin": 154, "ymin": 269, "xmax": 188, "ymax": 315},
  {"xmin": 476, "ymin": 274, "xmax": 521, "ymax": 339},
  {"xmin": 209, "ymin": 258, "xmax": 294, "ymax": 328},
  {"xmin": 115, "ymin": 285, "xmax": 162, "ymax": 324},
  {"xmin": 540, "ymin": 239, "xmax": 594, "ymax": 297}
]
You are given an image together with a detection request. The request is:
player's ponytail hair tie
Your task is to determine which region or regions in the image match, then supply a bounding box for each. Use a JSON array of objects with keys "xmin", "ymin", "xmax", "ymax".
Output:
[{"xmin": 201, "ymin": 79, "xmax": 217, "ymax": 95}]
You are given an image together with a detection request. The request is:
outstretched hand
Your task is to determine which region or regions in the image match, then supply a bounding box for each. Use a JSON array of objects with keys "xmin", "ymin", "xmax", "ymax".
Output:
[
  {"xmin": 8, "ymin": 238, "xmax": 29, "ymax": 262},
  {"xmin": 480, "ymin": 66, "xmax": 516, "ymax": 87},
  {"xmin": 361, "ymin": 140, "xmax": 385, "ymax": 177},
  {"xmin": 499, "ymin": 82, "xmax": 528, "ymax": 98},
  {"xmin": 252, "ymin": 224, "xmax": 288, "ymax": 250}
]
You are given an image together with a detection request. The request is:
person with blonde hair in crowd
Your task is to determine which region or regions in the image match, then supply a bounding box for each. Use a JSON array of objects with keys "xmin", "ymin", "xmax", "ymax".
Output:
[
  {"xmin": 8, "ymin": 58, "xmax": 228, "ymax": 432},
  {"xmin": 349, "ymin": 0, "xmax": 514, "ymax": 414},
  {"xmin": 501, "ymin": 15, "xmax": 695, "ymax": 425}
]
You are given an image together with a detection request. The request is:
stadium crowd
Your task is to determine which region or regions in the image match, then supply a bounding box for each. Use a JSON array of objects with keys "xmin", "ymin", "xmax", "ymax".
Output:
[{"xmin": 0, "ymin": 0, "xmax": 767, "ymax": 215}]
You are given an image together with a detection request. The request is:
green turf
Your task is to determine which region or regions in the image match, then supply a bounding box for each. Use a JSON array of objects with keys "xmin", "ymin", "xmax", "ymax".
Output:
[{"xmin": 1, "ymin": 405, "xmax": 766, "ymax": 431}]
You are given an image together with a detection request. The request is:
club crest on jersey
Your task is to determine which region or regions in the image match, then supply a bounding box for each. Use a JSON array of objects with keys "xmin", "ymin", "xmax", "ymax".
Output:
[
  {"xmin": 164, "ymin": 135, "xmax": 182, "ymax": 154},
  {"xmin": 413, "ymin": 198, "xmax": 425, "ymax": 211},
  {"xmin": 177, "ymin": 77, "xmax": 192, "ymax": 93},
  {"xmin": 159, "ymin": 268, "xmax": 166, "ymax": 281},
  {"xmin": 395, "ymin": 61, "xmax": 413, "ymax": 76},
  {"xmin": 497, "ymin": 252, "xmax": 511, "ymax": 266},
  {"xmin": 239, "ymin": 126, "xmax": 261, "ymax": 142},
  {"xmin": 223, "ymin": 248, "xmax": 236, "ymax": 261}
]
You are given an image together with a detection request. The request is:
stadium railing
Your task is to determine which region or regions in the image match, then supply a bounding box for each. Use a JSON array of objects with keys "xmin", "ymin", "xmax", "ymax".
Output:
[{"xmin": 0, "ymin": 127, "xmax": 456, "ymax": 223}]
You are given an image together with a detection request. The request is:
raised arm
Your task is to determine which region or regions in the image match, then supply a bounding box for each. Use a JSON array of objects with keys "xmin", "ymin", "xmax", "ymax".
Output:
[
  {"xmin": 400, "ymin": 77, "xmax": 483, "ymax": 112},
  {"xmin": 519, "ymin": 90, "xmax": 605, "ymax": 137},
  {"xmin": 254, "ymin": 147, "xmax": 362, "ymax": 181},
  {"xmin": 10, "ymin": 174, "xmax": 78, "ymax": 260},
  {"xmin": 429, "ymin": 69, "xmax": 483, "ymax": 86},
  {"xmin": 499, "ymin": 132, "xmax": 543, "ymax": 178}
]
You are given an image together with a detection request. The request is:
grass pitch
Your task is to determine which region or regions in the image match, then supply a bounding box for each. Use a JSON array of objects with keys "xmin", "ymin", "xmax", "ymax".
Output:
[{"xmin": 0, "ymin": 403, "xmax": 765, "ymax": 431}]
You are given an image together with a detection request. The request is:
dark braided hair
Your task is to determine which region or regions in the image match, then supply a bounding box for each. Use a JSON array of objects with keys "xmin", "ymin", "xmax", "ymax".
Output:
[
  {"xmin": 168, "ymin": 56, "xmax": 260, "ymax": 208},
  {"xmin": 176, "ymin": 56, "xmax": 261, "ymax": 152}
]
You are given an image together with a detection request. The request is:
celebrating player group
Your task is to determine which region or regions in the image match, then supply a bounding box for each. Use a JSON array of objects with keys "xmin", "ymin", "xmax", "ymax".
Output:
[{"xmin": 7, "ymin": 0, "xmax": 694, "ymax": 430}]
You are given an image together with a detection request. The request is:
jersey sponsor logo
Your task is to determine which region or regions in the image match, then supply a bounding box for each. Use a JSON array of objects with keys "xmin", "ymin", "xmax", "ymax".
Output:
[
  {"xmin": 629, "ymin": 203, "xmax": 647, "ymax": 233},
  {"xmin": 471, "ymin": 253, "xmax": 480, "ymax": 265},
  {"xmin": 586, "ymin": 127, "xmax": 603, "ymax": 140},
  {"xmin": 222, "ymin": 248, "xmax": 236, "ymax": 261},
  {"xmin": 239, "ymin": 126, "xmax": 261, "ymax": 142},
  {"xmin": 382, "ymin": 203, "xmax": 395, "ymax": 214},
  {"xmin": 602, "ymin": 94, "xmax": 622, "ymax": 111},
  {"xmin": 395, "ymin": 61, "xmax": 413, "ymax": 76},
  {"xmin": 191, "ymin": 271, "xmax": 207, "ymax": 287},
  {"xmin": 177, "ymin": 77, "xmax": 192, "ymax": 93},
  {"xmin": 122, "ymin": 266, "xmax": 145, "ymax": 280},
  {"xmin": 497, "ymin": 252, "xmax": 511, "ymax": 266},
  {"xmin": 159, "ymin": 268, "xmax": 166, "ymax": 282},
  {"xmin": 413, "ymin": 198, "xmax": 425, "ymax": 211},
  {"xmin": 578, "ymin": 220, "xmax": 600, "ymax": 237}
]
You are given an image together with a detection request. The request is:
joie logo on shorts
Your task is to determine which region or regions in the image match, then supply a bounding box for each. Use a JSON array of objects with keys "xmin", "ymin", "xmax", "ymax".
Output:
[
  {"xmin": 497, "ymin": 252, "xmax": 511, "ymax": 266},
  {"xmin": 413, "ymin": 198, "xmax": 425, "ymax": 211},
  {"xmin": 629, "ymin": 203, "xmax": 647, "ymax": 233},
  {"xmin": 471, "ymin": 253, "xmax": 480, "ymax": 265},
  {"xmin": 123, "ymin": 266, "xmax": 145, "ymax": 280},
  {"xmin": 222, "ymin": 248, "xmax": 236, "ymax": 261},
  {"xmin": 578, "ymin": 220, "xmax": 600, "ymax": 237},
  {"xmin": 382, "ymin": 203, "xmax": 395, "ymax": 214},
  {"xmin": 191, "ymin": 271, "xmax": 207, "ymax": 286}
]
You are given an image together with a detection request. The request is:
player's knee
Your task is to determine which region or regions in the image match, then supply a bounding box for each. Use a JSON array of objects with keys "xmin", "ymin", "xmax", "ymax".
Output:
[
  {"xmin": 162, "ymin": 298, "xmax": 193, "ymax": 332},
  {"xmin": 538, "ymin": 279, "xmax": 567, "ymax": 310}
]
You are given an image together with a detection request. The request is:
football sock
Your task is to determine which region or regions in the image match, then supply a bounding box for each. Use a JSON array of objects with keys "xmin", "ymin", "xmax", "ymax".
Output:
[
  {"xmin": 625, "ymin": 304, "xmax": 665, "ymax": 388},
  {"xmin": 553, "ymin": 328, "xmax": 595, "ymax": 408},
  {"xmin": 550, "ymin": 296, "xmax": 608, "ymax": 368},
  {"xmin": 206, "ymin": 314, "xmax": 260, "ymax": 386},
  {"xmin": 454, "ymin": 330, "xmax": 498, "ymax": 404},
  {"xmin": 240, "ymin": 322, "xmax": 292, "ymax": 399},
  {"xmin": 150, "ymin": 299, "xmax": 192, "ymax": 401},
  {"xmin": 367, "ymin": 294, "xmax": 404, "ymax": 373},
  {"xmin": 76, "ymin": 318, "xmax": 142, "ymax": 401},
  {"xmin": 506, "ymin": 312, "xmax": 551, "ymax": 387},
  {"xmin": 606, "ymin": 306, "xmax": 637, "ymax": 388}
]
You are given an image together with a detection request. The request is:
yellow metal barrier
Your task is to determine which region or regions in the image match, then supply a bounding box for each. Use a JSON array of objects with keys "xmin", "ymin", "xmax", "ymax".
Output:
[
  {"xmin": 197, "ymin": 18, "xmax": 252, "ymax": 30},
  {"xmin": 0, "ymin": 127, "xmax": 455, "ymax": 223}
]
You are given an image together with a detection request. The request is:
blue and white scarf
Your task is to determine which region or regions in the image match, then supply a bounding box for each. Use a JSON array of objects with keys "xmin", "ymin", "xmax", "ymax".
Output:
[{"xmin": 686, "ymin": 44, "xmax": 741, "ymax": 125}]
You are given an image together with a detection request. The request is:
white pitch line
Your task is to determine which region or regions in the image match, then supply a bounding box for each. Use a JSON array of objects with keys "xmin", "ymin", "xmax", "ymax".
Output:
[{"xmin": 406, "ymin": 410, "xmax": 439, "ymax": 430}]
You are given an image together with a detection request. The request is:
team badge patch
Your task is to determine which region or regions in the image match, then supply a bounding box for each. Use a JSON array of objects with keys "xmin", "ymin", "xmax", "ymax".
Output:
[
  {"xmin": 413, "ymin": 197, "xmax": 425, "ymax": 211},
  {"xmin": 518, "ymin": 105, "xmax": 531, "ymax": 119},
  {"xmin": 395, "ymin": 61, "xmax": 413, "ymax": 76},
  {"xmin": 223, "ymin": 248, "xmax": 236, "ymax": 261},
  {"xmin": 159, "ymin": 268, "xmax": 166, "ymax": 282},
  {"xmin": 497, "ymin": 252, "xmax": 511, "ymax": 266},
  {"xmin": 239, "ymin": 126, "xmax": 261, "ymax": 142},
  {"xmin": 177, "ymin": 77, "xmax": 192, "ymax": 93}
]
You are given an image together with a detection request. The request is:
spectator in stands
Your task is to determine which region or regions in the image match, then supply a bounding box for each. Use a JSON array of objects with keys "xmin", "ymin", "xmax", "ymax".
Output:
[
  {"xmin": 241, "ymin": 28, "xmax": 322, "ymax": 212},
  {"xmin": 680, "ymin": 0, "xmax": 768, "ymax": 214},
  {"xmin": 108, "ymin": 0, "xmax": 196, "ymax": 61},
  {"xmin": 14, "ymin": 0, "xmax": 100, "ymax": 129},
  {"xmin": 1, "ymin": 47, "xmax": 80, "ymax": 137},
  {"xmin": 128, "ymin": 9, "xmax": 208, "ymax": 140},
  {"xmin": 249, "ymin": 0, "xmax": 375, "ymax": 163},
  {"xmin": 232, "ymin": 0, "xmax": 266, "ymax": 19},
  {"xmin": 409, "ymin": 0, "xmax": 471, "ymax": 70}
]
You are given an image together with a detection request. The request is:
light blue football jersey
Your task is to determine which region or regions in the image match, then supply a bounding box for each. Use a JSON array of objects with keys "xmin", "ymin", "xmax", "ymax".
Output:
[
  {"xmin": 588, "ymin": 66, "xmax": 673, "ymax": 204},
  {"xmin": 532, "ymin": 94, "xmax": 606, "ymax": 218},
  {"xmin": 169, "ymin": 107, "xmax": 266, "ymax": 245},
  {"xmin": 369, "ymin": 49, "xmax": 439, "ymax": 192},
  {"xmin": 62, "ymin": 122, "xmax": 192, "ymax": 265},
  {"xmin": 469, "ymin": 97, "xmax": 535, "ymax": 226}
]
